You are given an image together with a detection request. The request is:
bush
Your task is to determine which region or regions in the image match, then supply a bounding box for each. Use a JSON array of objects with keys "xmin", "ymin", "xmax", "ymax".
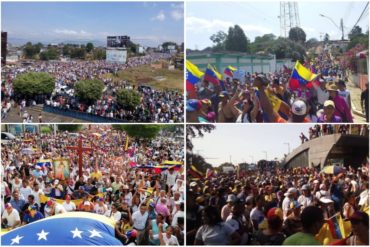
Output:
[
  {"xmin": 116, "ymin": 89, "xmax": 141, "ymax": 111},
  {"xmin": 13, "ymin": 72, "xmax": 55, "ymax": 99},
  {"xmin": 75, "ymin": 79, "xmax": 104, "ymax": 104},
  {"xmin": 40, "ymin": 125, "xmax": 52, "ymax": 134}
]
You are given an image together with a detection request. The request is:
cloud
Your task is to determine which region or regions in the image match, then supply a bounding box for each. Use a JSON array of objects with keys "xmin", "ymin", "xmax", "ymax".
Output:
[
  {"xmin": 53, "ymin": 29, "xmax": 92, "ymax": 37},
  {"xmin": 187, "ymin": 16, "xmax": 272, "ymax": 35},
  {"xmin": 171, "ymin": 10, "xmax": 183, "ymax": 21},
  {"xmin": 171, "ymin": 3, "xmax": 184, "ymax": 9},
  {"xmin": 152, "ymin": 11, "xmax": 165, "ymax": 21}
]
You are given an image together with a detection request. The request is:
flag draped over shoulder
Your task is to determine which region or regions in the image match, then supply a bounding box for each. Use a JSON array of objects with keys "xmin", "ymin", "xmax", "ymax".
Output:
[
  {"xmin": 1, "ymin": 212, "xmax": 122, "ymax": 245},
  {"xmin": 289, "ymin": 61, "xmax": 319, "ymax": 90},
  {"xmin": 204, "ymin": 64, "xmax": 222, "ymax": 85},
  {"xmin": 188, "ymin": 165, "xmax": 204, "ymax": 179},
  {"xmin": 224, "ymin": 65, "xmax": 237, "ymax": 77},
  {"xmin": 186, "ymin": 60, "xmax": 204, "ymax": 99},
  {"xmin": 315, "ymin": 214, "xmax": 352, "ymax": 245}
]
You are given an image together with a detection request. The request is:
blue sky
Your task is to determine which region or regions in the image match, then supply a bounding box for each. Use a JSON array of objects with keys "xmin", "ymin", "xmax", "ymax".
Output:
[
  {"xmin": 2, "ymin": 1, "xmax": 184, "ymax": 46},
  {"xmin": 192, "ymin": 124, "xmax": 315, "ymax": 166},
  {"xmin": 187, "ymin": 1, "xmax": 369, "ymax": 50}
]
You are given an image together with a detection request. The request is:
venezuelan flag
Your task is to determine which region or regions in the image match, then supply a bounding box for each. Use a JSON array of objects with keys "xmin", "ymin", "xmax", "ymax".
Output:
[
  {"xmin": 36, "ymin": 159, "xmax": 52, "ymax": 168},
  {"xmin": 204, "ymin": 64, "xmax": 222, "ymax": 85},
  {"xmin": 186, "ymin": 60, "xmax": 204, "ymax": 99},
  {"xmin": 289, "ymin": 61, "xmax": 319, "ymax": 90},
  {"xmin": 1, "ymin": 212, "xmax": 122, "ymax": 245},
  {"xmin": 188, "ymin": 165, "xmax": 204, "ymax": 179},
  {"xmin": 224, "ymin": 66, "xmax": 237, "ymax": 77}
]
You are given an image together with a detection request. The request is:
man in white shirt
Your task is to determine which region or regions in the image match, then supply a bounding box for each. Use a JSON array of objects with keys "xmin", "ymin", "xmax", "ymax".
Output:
[
  {"xmin": 132, "ymin": 204, "xmax": 149, "ymax": 245},
  {"xmin": 20, "ymin": 180, "xmax": 33, "ymax": 201},
  {"xmin": 165, "ymin": 168, "xmax": 178, "ymax": 187},
  {"xmin": 1, "ymin": 203, "xmax": 20, "ymax": 229},
  {"xmin": 171, "ymin": 202, "xmax": 184, "ymax": 227},
  {"xmin": 282, "ymin": 188, "xmax": 297, "ymax": 220},
  {"xmin": 31, "ymin": 182, "xmax": 44, "ymax": 206},
  {"xmin": 104, "ymin": 203, "xmax": 121, "ymax": 223},
  {"xmin": 62, "ymin": 195, "xmax": 76, "ymax": 212}
]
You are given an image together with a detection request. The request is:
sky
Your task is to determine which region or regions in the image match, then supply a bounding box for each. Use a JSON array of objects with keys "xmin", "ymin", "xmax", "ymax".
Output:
[
  {"xmin": 1, "ymin": 1, "xmax": 184, "ymax": 47},
  {"xmin": 191, "ymin": 124, "xmax": 316, "ymax": 166},
  {"xmin": 187, "ymin": 1, "xmax": 369, "ymax": 50}
]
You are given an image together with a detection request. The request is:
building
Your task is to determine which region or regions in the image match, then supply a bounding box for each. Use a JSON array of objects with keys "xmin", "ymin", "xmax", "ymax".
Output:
[
  {"xmin": 2, "ymin": 31, "xmax": 7, "ymax": 65},
  {"xmin": 284, "ymin": 131, "xmax": 369, "ymax": 169},
  {"xmin": 107, "ymin": 36, "xmax": 130, "ymax": 48},
  {"xmin": 187, "ymin": 51, "xmax": 295, "ymax": 74}
]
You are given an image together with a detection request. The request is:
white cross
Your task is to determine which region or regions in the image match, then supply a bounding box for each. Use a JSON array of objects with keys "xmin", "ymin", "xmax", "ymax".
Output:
[
  {"xmin": 71, "ymin": 227, "xmax": 83, "ymax": 239},
  {"xmin": 88, "ymin": 229, "xmax": 102, "ymax": 238},
  {"xmin": 37, "ymin": 230, "xmax": 49, "ymax": 241},
  {"xmin": 10, "ymin": 235, "xmax": 23, "ymax": 245}
]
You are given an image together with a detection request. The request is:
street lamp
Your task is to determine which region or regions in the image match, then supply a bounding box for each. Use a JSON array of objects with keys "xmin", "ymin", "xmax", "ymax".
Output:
[
  {"xmin": 319, "ymin": 14, "xmax": 344, "ymax": 40},
  {"xmin": 283, "ymin": 142, "xmax": 290, "ymax": 154}
]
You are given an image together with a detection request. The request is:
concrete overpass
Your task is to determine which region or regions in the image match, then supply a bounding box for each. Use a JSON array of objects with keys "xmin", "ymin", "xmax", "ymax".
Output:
[{"xmin": 284, "ymin": 134, "xmax": 369, "ymax": 169}]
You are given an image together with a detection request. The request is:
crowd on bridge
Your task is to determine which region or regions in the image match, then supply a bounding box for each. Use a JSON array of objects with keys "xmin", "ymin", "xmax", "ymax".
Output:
[
  {"xmin": 1, "ymin": 126, "xmax": 184, "ymax": 245},
  {"xmin": 187, "ymin": 163, "xmax": 369, "ymax": 245},
  {"xmin": 187, "ymin": 50, "xmax": 368, "ymax": 123},
  {"xmin": 1, "ymin": 53, "xmax": 184, "ymax": 123}
]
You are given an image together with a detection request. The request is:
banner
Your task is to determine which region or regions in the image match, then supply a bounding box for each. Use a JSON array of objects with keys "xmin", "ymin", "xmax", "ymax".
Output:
[{"xmin": 53, "ymin": 158, "xmax": 70, "ymax": 180}]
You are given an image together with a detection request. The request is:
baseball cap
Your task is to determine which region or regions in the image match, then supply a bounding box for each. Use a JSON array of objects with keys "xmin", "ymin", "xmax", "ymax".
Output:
[
  {"xmin": 5, "ymin": 203, "xmax": 12, "ymax": 209},
  {"xmin": 226, "ymin": 194, "xmax": 236, "ymax": 203},
  {"xmin": 190, "ymin": 182, "xmax": 198, "ymax": 187},
  {"xmin": 284, "ymin": 187, "xmax": 297, "ymax": 197},
  {"xmin": 301, "ymin": 184, "xmax": 310, "ymax": 191},
  {"xmin": 319, "ymin": 197, "xmax": 334, "ymax": 204},
  {"xmin": 291, "ymin": 100, "xmax": 307, "ymax": 116},
  {"xmin": 187, "ymin": 99, "xmax": 201, "ymax": 112},
  {"xmin": 201, "ymin": 99, "xmax": 211, "ymax": 105},
  {"xmin": 324, "ymin": 100, "xmax": 335, "ymax": 108},
  {"xmin": 267, "ymin": 207, "xmax": 283, "ymax": 220},
  {"xmin": 29, "ymin": 205, "xmax": 37, "ymax": 211},
  {"xmin": 219, "ymin": 91, "xmax": 229, "ymax": 98}
]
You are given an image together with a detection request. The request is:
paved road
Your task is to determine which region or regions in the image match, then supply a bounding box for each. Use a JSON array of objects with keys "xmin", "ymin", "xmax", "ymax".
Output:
[{"xmin": 2, "ymin": 105, "xmax": 86, "ymax": 123}]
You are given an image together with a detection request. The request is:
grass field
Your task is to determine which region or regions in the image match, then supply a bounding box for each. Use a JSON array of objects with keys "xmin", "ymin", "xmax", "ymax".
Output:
[{"xmin": 103, "ymin": 65, "xmax": 184, "ymax": 91}]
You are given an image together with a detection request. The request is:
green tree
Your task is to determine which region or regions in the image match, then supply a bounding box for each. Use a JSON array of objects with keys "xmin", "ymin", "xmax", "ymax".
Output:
[
  {"xmin": 93, "ymin": 48, "xmax": 106, "ymax": 60},
  {"xmin": 86, "ymin": 42, "xmax": 94, "ymax": 53},
  {"xmin": 13, "ymin": 72, "xmax": 54, "ymax": 98},
  {"xmin": 324, "ymin": 33, "xmax": 330, "ymax": 43},
  {"xmin": 40, "ymin": 125, "xmax": 52, "ymax": 134},
  {"xmin": 70, "ymin": 48, "xmax": 86, "ymax": 59},
  {"xmin": 186, "ymin": 124, "xmax": 216, "ymax": 150},
  {"xmin": 225, "ymin": 25, "xmax": 249, "ymax": 52},
  {"xmin": 74, "ymin": 79, "xmax": 104, "ymax": 104},
  {"xmin": 288, "ymin": 27, "xmax": 306, "ymax": 43},
  {"xmin": 62, "ymin": 45, "xmax": 70, "ymax": 56},
  {"xmin": 23, "ymin": 42, "xmax": 41, "ymax": 59},
  {"xmin": 348, "ymin": 26, "xmax": 362, "ymax": 40},
  {"xmin": 250, "ymin": 33, "xmax": 276, "ymax": 53},
  {"xmin": 112, "ymin": 125, "xmax": 161, "ymax": 139},
  {"xmin": 210, "ymin": 31, "xmax": 227, "ymax": 51},
  {"xmin": 57, "ymin": 125, "xmax": 83, "ymax": 132},
  {"xmin": 116, "ymin": 89, "xmax": 141, "ymax": 111},
  {"xmin": 306, "ymin": 38, "xmax": 319, "ymax": 48}
]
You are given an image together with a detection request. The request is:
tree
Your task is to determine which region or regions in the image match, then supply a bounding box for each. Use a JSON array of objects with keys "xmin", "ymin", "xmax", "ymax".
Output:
[
  {"xmin": 40, "ymin": 125, "xmax": 52, "ymax": 134},
  {"xmin": 86, "ymin": 42, "xmax": 94, "ymax": 53},
  {"xmin": 186, "ymin": 124, "xmax": 216, "ymax": 150},
  {"xmin": 324, "ymin": 33, "xmax": 330, "ymax": 43},
  {"xmin": 288, "ymin": 27, "xmax": 306, "ymax": 43},
  {"xmin": 13, "ymin": 72, "xmax": 54, "ymax": 99},
  {"xmin": 210, "ymin": 31, "xmax": 227, "ymax": 51},
  {"xmin": 186, "ymin": 152, "xmax": 213, "ymax": 173},
  {"xmin": 57, "ymin": 125, "xmax": 83, "ymax": 132},
  {"xmin": 112, "ymin": 125, "xmax": 161, "ymax": 139},
  {"xmin": 40, "ymin": 47, "xmax": 59, "ymax": 61},
  {"xmin": 70, "ymin": 48, "xmax": 86, "ymax": 59},
  {"xmin": 93, "ymin": 48, "xmax": 106, "ymax": 60},
  {"xmin": 348, "ymin": 26, "xmax": 362, "ymax": 40},
  {"xmin": 250, "ymin": 33, "xmax": 276, "ymax": 53},
  {"xmin": 74, "ymin": 79, "xmax": 104, "ymax": 104},
  {"xmin": 225, "ymin": 25, "xmax": 249, "ymax": 52},
  {"xmin": 23, "ymin": 42, "xmax": 41, "ymax": 59},
  {"xmin": 116, "ymin": 89, "xmax": 141, "ymax": 111},
  {"xmin": 306, "ymin": 38, "xmax": 319, "ymax": 48},
  {"xmin": 62, "ymin": 45, "xmax": 71, "ymax": 56}
]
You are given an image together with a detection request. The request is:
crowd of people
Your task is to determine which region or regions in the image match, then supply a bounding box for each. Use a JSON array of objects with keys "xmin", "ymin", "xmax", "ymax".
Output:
[
  {"xmin": 187, "ymin": 164, "xmax": 369, "ymax": 245},
  {"xmin": 1, "ymin": 53, "xmax": 184, "ymax": 123},
  {"xmin": 186, "ymin": 50, "xmax": 367, "ymax": 123},
  {"xmin": 1, "ymin": 125, "xmax": 184, "ymax": 245}
]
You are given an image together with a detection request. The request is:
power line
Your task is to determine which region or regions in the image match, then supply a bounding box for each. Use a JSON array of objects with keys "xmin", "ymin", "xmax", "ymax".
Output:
[{"xmin": 348, "ymin": 2, "xmax": 369, "ymax": 35}]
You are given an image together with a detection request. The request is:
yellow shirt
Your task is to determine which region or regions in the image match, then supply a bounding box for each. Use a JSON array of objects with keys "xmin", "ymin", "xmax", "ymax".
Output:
[{"xmin": 91, "ymin": 171, "xmax": 102, "ymax": 180}]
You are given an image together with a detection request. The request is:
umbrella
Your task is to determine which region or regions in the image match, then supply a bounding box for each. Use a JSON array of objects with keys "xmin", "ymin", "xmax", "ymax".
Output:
[
  {"xmin": 321, "ymin": 165, "xmax": 345, "ymax": 175},
  {"xmin": 21, "ymin": 148, "xmax": 34, "ymax": 155}
]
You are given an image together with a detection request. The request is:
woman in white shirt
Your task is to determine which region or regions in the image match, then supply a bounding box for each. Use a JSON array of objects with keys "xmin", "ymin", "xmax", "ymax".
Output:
[
  {"xmin": 159, "ymin": 225, "xmax": 179, "ymax": 246},
  {"xmin": 62, "ymin": 195, "xmax": 76, "ymax": 212}
]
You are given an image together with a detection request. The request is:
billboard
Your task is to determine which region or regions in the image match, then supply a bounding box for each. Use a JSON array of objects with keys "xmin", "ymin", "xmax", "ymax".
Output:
[
  {"xmin": 106, "ymin": 48, "xmax": 127, "ymax": 64},
  {"xmin": 107, "ymin": 36, "xmax": 130, "ymax": 48}
]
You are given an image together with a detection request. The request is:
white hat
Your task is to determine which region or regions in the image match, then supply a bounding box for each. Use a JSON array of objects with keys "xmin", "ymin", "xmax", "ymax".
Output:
[
  {"xmin": 313, "ymin": 180, "xmax": 320, "ymax": 184},
  {"xmin": 284, "ymin": 188, "xmax": 297, "ymax": 197},
  {"xmin": 190, "ymin": 182, "xmax": 198, "ymax": 187},
  {"xmin": 291, "ymin": 100, "xmax": 307, "ymax": 116},
  {"xmin": 226, "ymin": 194, "xmax": 236, "ymax": 203},
  {"xmin": 320, "ymin": 198, "xmax": 334, "ymax": 204},
  {"xmin": 54, "ymin": 179, "xmax": 59, "ymax": 185}
]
